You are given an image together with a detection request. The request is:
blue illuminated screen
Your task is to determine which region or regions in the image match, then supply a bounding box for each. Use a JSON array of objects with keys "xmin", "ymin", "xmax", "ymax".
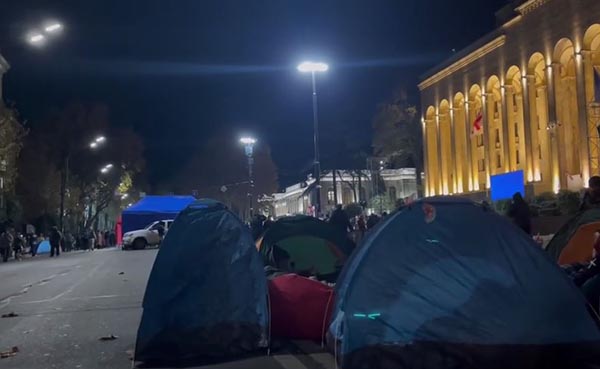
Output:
[{"xmin": 490, "ymin": 170, "xmax": 525, "ymax": 201}]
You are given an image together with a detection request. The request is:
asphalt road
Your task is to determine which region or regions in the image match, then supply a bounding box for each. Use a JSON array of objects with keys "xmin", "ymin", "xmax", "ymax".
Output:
[{"xmin": 0, "ymin": 249, "xmax": 336, "ymax": 369}]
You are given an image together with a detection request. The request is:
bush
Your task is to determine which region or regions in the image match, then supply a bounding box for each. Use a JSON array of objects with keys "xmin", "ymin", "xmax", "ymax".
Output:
[
  {"xmin": 557, "ymin": 190, "xmax": 580, "ymax": 215},
  {"xmin": 344, "ymin": 203, "xmax": 363, "ymax": 218},
  {"xmin": 494, "ymin": 199, "xmax": 512, "ymax": 215},
  {"xmin": 533, "ymin": 192, "xmax": 556, "ymax": 204}
]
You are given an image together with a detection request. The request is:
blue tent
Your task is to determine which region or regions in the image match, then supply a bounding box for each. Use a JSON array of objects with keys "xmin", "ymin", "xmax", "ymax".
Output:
[
  {"xmin": 134, "ymin": 199, "xmax": 268, "ymax": 364},
  {"xmin": 36, "ymin": 240, "xmax": 50, "ymax": 254},
  {"xmin": 121, "ymin": 195, "xmax": 196, "ymax": 235},
  {"xmin": 330, "ymin": 197, "xmax": 600, "ymax": 369}
]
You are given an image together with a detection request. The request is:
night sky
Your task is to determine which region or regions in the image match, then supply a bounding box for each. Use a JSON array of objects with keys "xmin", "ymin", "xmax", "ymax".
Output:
[{"xmin": 0, "ymin": 0, "xmax": 507, "ymax": 189}]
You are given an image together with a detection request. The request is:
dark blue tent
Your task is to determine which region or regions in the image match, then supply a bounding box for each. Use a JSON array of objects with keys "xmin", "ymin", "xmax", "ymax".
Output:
[
  {"xmin": 121, "ymin": 195, "xmax": 196, "ymax": 235},
  {"xmin": 135, "ymin": 199, "xmax": 268, "ymax": 364},
  {"xmin": 330, "ymin": 197, "xmax": 600, "ymax": 369}
]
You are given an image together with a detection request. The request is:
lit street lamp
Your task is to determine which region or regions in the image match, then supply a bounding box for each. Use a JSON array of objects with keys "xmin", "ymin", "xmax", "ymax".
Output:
[
  {"xmin": 28, "ymin": 33, "xmax": 45, "ymax": 45},
  {"xmin": 44, "ymin": 23, "xmax": 63, "ymax": 33},
  {"xmin": 59, "ymin": 135, "xmax": 107, "ymax": 232},
  {"xmin": 26, "ymin": 21, "xmax": 63, "ymax": 47},
  {"xmin": 240, "ymin": 137, "xmax": 257, "ymax": 220},
  {"xmin": 100, "ymin": 163, "xmax": 113, "ymax": 174},
  {"xmin": 297, "ymin": 61, "xmax": 329, "ymax": 217}
]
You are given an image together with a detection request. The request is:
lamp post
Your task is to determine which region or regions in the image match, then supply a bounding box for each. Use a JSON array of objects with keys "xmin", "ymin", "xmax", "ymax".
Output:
[
  {"xmin": 298, "ymin": 61, "xmax": 328, "ymax": 217},
  {"xmin": 26, "ymin": 21, "xmax": 63, "ymax": 47},
  {"xmin": 59, "ymin": 135, "xmax": 106, "ymax": 232},
  {"xmin": 240, "ymin": 137, "xmax": 256, "ymax": 220}
]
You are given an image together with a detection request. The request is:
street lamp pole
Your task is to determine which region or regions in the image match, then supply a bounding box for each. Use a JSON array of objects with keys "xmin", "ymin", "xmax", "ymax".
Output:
[
  {"xmin": 240, "ymin": 137, "xmax": 256, "ymax": 220},
  {"xmin": 311, "ymin": 70, "xmax": 322, "ymax": 218},
  {"xmin": 298, "ymin": 61, "xmax": 328, "ymax": 217},
  {"xmin": 59, "ymin": 136, "xmax": 106, "ymax": 232}
]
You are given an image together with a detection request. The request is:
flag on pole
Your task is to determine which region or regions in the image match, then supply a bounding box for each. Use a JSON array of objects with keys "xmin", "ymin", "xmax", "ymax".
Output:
[
  {"xmin": 594, "ymin": 66, "xmax": 600, "ymax": 104},
  {"xmin": 471, "ymin": 110, "xmax": 483, "ymax": 136}
]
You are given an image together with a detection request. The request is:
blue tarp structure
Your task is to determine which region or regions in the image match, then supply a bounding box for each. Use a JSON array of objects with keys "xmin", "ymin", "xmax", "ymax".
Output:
[
  {"xmin": 121, "ymin": 195, "xmax": 196, "ymax": 235},
  {"xmin": 135, "ymin": 199, "xmax": 268, "ymax": 364},
  {"xmin": 330, "ymin": 197, "xmax": 600, "ymax": 369},
  {"xmin": 36, "ymin": 240, "xmax": 50, "ymax": 254}
]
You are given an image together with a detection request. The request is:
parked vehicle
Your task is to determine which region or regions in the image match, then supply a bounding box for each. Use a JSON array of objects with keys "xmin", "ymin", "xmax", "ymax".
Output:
[{"xmin": 122, "ymin": 220, "xmax": 173, "ymax": 250}]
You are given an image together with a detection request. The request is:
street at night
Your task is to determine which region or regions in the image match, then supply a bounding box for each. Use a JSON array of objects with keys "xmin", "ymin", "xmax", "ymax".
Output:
[
  {"xmin": 0, "ymin": 250, "xmax": 335, "ymax": 369},
  {"xmin": 3, "ymin": 0, "xmax": 600, "ymax": 368}
]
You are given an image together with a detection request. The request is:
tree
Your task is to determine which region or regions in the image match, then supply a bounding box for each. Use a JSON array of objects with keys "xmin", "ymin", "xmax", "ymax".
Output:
[
  {"xmin": 167, "ymin": 131, "xmax": 278, "ymax": 219},
  {"xmin": 0, "ymin": 105, "xmax": 27, "ymax": 222},
  {"xmin": 372, "ymin": 89, "xmax": 423, "ymax": 191},
  {"xmin": 17, "ymin": 102, "xmax": 145, "ymax": 232}
]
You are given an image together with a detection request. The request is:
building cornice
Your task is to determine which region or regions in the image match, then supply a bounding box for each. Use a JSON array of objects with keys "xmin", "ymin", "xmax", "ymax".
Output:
[
  {"xmin": 418, "ymin": 35, "xmax": 506, "ymax": 91},
  {"xmin": 515, "ymin": 0, "xmax": 550, "ymax": 15}
]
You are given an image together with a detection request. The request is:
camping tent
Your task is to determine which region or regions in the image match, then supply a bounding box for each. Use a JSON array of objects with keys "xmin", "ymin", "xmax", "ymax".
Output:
[
  {"xmin": 135, "ymin": 199, "xmax": 268, "ymax": 364},
  {"xmin": 330, "ymin": 197, "xmax": 600, "ymax": 369},
  {"xmin": 546, "ymin": 208, "xmax": 600, "ymax": 265},
  {"xmin": 269, "ymin": 274, "xmax": 334, "ymax": 341},
  {"xmin": 121, "ymin": 195, "xmax": 196, "ymax": 236},
  {"xmin": 257, "ymin": 215, "xmax": 354, "ymax": 278}
]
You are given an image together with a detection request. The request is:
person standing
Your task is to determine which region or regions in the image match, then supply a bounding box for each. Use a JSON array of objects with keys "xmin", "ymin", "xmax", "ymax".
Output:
[
  {"xmin": 49, "ymin": 226, "xmax": 63, "ymax": 257},
  {"xmin": 507, "ymin": 192, "xmax": 532, "ymax": 235},
  {"xmin": 329, "ymin": 205, "xmax": 353, "ymax": 234},
  {"xmin": 580, "ymin": 176, "xmax": 600, "ymax": 211},
  {"xmin": 356, "ymin": 215, "xmax": 367, "ymax": 243},
  {"xmin": 0, "ymin": 228, "xmax": 13, "ymax": 262}
]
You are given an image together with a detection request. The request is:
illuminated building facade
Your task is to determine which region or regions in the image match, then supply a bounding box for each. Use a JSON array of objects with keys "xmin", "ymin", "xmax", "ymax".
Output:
[{"xmin": 420, "ymin": 0, "xmax": 600, "ymax": 197}]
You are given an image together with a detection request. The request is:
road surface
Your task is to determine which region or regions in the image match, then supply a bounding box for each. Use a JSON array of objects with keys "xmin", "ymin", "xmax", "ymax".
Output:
[{"xmin": 0, "ymin": 249, "xmax": 336, "ymax": 369}]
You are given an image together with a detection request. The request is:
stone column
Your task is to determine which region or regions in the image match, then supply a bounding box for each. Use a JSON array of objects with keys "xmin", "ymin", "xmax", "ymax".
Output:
[
  {"xmin": 422, "ymin": 119, "xmax": 429, "ymax": 196},
  {"xmin": 449, "ymin": 107, "xmax": 458, "ymax": 194},
  {"xmin": 547, "ymin": 63, "xmax": 562, "ymax": 191},
  {"xmin": 436, "ymin": 113, "xmax": 443, "ymax": 194},
  {"xmin": 482, "ymin": 92, "xmax": 492, "ymax": 188},
  {"xmin": 577, "ymin": 52, "xmax": 591, "ymax": 183},
  {"xmin": 501, "ymin": 85, "xmax": 511, "ymax": 173},
  {"xmin": 464, "ymin": 101, "xmax": 474, "ymax": 192},
  {"xmin": 521, "ymin": 76, "xmax": 534, "ymax": 183}
]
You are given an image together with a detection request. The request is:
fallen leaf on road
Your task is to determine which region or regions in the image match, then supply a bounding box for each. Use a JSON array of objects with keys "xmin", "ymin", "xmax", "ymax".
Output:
[
  {"xmin": 118, "ymin": 272, "xmax": 124, "ymax": 275},
  {"xmin": 98, "ymin": 334, "xmax": 118, "ymax": 341},
  {"xmin": 1, "ymin": 312, "xmax": 18, "ymax": 318},
  {"xmin": 0, "ymin": 346, "xmax": 19, "ymax": 359}
]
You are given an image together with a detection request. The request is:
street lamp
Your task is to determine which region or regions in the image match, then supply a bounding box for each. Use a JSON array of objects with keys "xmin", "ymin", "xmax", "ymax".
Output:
[
  {"xmin": 44, "ymin": 22, "xmax": 63, "ymax": 33},
  {"xmin": 59, "ymin": 135, "xmax": 107, "ymax": 232},
  {"xmin": 297, "ymin": 60, "xmax": 329, "ymax": 217},
  {"xmin": 26, "ymin": 20, "xmax": 63, "ymax": 47},
  {"xmin": 28, "ymin": 33, "xmax": 45, "ymax": 45},
  {"xmin": 240, "ymin": 136, "xmax": 256, "ymax": 220},
  {"xmin": 100, "ymin": 163, "xmax": 113, "ymax": 174}
]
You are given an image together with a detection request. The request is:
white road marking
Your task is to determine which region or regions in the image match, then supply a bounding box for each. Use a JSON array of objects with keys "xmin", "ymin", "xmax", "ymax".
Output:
[{"xmin": 272, "ymin": 354, "xmax": 309, "ymax": 369}]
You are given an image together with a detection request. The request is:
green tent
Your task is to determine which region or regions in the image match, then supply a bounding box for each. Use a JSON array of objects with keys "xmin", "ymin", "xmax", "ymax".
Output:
[
  {"xmin": 546, "ymin": 208, "xmax": 600, "ymax": 261},
  {"xmin": 257, "ymin": 215, "xmax": 354, "ymax": 277}
]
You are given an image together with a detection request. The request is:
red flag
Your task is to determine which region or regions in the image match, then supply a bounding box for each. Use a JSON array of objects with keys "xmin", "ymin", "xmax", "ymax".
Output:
[{"xmin": 471, "ymin": 110, "xmax": 483, "ymax": 136}]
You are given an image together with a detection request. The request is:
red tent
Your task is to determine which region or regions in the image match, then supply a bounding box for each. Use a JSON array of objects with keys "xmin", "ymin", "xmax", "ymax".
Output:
[{"xmin": 268, "ymin": 274, "xmax": 335, "ymax": 341}]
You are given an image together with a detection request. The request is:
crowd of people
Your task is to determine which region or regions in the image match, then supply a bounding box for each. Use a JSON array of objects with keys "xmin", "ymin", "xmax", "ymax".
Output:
[{"xmin": 0, "ymin": 224, "xmax": 118, "ymax": 263}]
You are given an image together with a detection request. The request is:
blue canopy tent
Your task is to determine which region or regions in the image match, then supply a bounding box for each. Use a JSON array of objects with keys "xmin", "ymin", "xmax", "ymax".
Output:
[
  {"xmin": 330, "ymin": 197, "xmax": 600, "ymax": 369},
  {"xmin": 121, "ymin": 195, "xmax": 196, "ymax": 235},
  {"xmin": 134, "ymin": 199, "xmax": 268, "ymax": 365}
]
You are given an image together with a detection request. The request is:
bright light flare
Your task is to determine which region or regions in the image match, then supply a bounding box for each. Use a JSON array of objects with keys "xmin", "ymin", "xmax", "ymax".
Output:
[
  {"xmin": 29, "ymin": 33, "xmax": 45, "ymax": 44},
  {"xmin": 95, "ymin": 136, "xmax": 106, "ymax": 143},
  {"xmin": 240, "ymin": 137, "xmax": 257, "ymax": 145},
  {"xmin": 90, "ymin": 142, "xmax": 98, "ymax": 149},
  {"xmin": 44, "ymin": 23, "xmax": 62, "ymax": 33},
  {"xmin": 105, "ymin": 163, "xmax": 113, "ymax": 169},
  {"xmin": 100, "ymin": 167, "xmax": 109, "ymax": 174},
  {"xmin": 297, "ymin": 61, "xmax": 329, "ymax": 73}
]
